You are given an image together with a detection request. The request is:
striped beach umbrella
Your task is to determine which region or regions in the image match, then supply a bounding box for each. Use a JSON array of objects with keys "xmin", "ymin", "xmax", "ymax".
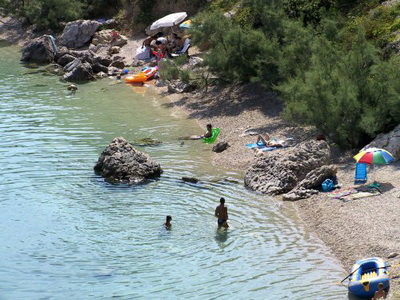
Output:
[{"xmin": 354, "ymin": 147, "xmax": 394, "ymax": 165}]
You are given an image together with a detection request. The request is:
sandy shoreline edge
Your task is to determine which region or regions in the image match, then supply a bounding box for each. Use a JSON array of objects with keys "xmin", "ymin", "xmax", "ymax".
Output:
[{"xmin": 2, "ymin": 17, "xmax": 400, "ymax": 297}]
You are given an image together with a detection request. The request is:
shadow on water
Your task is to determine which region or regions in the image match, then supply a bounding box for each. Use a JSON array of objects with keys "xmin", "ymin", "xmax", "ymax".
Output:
[
  {"xmin": 0, "ymin": 40, "xmax": 12, "ymax": 48},
  {"xmin": 214, "ymin": 228, "xmax": 229, "ymax": 247}
]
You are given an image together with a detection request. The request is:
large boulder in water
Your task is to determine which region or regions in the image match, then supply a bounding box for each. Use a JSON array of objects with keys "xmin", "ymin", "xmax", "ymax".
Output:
[
  {"xmin": 59, "ymin": 20, "xmax": 100, "ymax": 49},
  {"xmin": 244, "ymin": 140, "xmax": 330, "ymax": 195},
  {"xmin": 63, "ymin": 61, "xmax": 95, "ymax": 82},
  {"xmin": 94, "ymin": 137, "xmax": 163, "ymax": 184},
  {"xmin": 363, "ymin": 124, "xmax": 400, "ymax": 161},
  {"xmin": 21, "ymin": 35, "xmax": 55, "ymax": 63}
]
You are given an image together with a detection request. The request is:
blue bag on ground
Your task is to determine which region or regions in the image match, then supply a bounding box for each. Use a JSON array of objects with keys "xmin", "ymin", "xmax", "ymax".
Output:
[{"xmin": 321, "ymin": 178, "xmax": 334, "ymax": 192}]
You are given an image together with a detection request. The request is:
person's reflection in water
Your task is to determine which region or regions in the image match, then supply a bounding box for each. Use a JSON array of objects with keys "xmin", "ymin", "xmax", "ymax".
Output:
[{"xmin": 214, "ymin": 228, "xmax": 229, "ymax": 248}]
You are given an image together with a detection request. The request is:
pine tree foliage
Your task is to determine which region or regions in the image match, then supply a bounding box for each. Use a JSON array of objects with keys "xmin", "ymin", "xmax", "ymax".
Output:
[{"xmin": 279, "ymin": 25, "xmax": 400, "ymax": 148}]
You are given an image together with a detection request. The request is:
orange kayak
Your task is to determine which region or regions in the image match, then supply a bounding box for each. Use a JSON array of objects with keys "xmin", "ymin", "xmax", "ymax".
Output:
[{"xmin": 125, "ymin": 67, "xmax": 158, "ymax": 83}]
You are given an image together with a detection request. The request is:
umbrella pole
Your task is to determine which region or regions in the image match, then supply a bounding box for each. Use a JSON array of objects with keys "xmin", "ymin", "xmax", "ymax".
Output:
[{"xmin": 370, "ymin": 164, "xmax": 378, "ymax": 184}]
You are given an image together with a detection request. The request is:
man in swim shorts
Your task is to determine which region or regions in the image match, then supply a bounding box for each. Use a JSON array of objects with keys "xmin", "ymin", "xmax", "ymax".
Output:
[{"xmin": 215, "ymin": 197, "xmax": 229, "ymax": 228}]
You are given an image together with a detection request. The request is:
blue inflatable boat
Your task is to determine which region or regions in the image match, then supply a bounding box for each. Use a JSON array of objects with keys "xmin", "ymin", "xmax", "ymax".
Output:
[{"xmin": 348, "ymin": 257, "xmax": 390, "ymax": 298}]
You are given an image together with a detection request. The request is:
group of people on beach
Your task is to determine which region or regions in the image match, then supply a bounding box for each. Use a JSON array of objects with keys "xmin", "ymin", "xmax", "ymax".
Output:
[
  {"xmin": 164, "ymin": 197, "xmax": 229, "ymax": 230},
  {"xmin": 141, "ymin": 31, "xmax": 189, "ymax": 62}
]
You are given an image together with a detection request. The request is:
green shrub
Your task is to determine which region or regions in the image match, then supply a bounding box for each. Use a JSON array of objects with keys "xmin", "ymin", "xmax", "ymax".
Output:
[
  {"xmin": 282, "ymin": 0, "xmax": 336, "ymax": 26},
  {"xmin": 158, "ymin": 59, "xmax": 180, "ymax": 81},
  {"xmin": 180, "ymin": 69, "xmax": 191, "ymax": 83},
  {"xmin": 24, "ymin": 0, "xmax": 83, "ymax": 29},
  {"xmin": 344, "ymin": 3, "xmax": 400, "ymax": 47},
  {"xmin": 278, "ymin": 26, "xmax": 400, "ymax": 148}
]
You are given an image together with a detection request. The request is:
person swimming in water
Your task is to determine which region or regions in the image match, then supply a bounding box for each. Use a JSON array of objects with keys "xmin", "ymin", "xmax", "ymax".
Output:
[
  {"xmin": 164, "ymin": 215, "xmax": 172, "ymax": 229},
  {"xmin": 215, "ymin": 197, "xmax": 229, "ymax": 228}
]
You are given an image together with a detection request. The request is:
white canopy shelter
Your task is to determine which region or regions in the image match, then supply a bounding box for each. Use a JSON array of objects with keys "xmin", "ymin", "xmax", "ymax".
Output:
[{"xmin": 149, "ymin": 12, "xmax": 188, "ymax": 31}]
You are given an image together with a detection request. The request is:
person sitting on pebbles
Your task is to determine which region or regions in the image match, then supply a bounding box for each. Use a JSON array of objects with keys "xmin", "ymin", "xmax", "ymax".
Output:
[
  {"xmin": 372, "ymin": 282, "xmax": 386, "ymax": 299},
  {"xmin": 180, "ymin": 124, "xmax": 213, "ymax": 140}
]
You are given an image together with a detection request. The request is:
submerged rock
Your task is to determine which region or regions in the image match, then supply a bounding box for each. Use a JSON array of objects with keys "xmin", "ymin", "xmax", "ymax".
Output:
[
  {"xmin": 182, "ymin": 177, "xmax": 199, "ymax": 183},
  {"xmin": 94, "ymin": 137, "xmax": 162, "ymax": 184},
  {"xmin": 134, "ymin": 138, "xmax": 163, "ymax": 146}
]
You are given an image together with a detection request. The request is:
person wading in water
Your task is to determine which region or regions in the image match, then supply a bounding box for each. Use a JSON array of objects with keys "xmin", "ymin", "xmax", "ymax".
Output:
[{"xmin": 215, "ymin": 197, "xmax": 229, "ymax": 228}]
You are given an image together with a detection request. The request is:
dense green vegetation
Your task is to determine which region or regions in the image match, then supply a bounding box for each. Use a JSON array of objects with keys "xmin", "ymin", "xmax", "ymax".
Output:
[
  {"xmin": 190, "ymin": 0, "xmax": 400, "ymax": 148},
  {"xmin": 2, "ymin": 0, "xmax": 400, "ymax": 148}
]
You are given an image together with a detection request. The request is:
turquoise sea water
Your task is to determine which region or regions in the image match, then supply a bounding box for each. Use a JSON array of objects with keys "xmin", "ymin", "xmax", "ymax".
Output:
[{"xmin": 0, "ymin": 41, "xmax": 347, "ymax": 299}]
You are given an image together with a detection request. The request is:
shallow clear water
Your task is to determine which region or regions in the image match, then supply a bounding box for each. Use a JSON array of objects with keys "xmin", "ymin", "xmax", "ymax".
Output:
[{"xmin": 0, "ymin": 41, "xmax": 347, "ymax": 299}]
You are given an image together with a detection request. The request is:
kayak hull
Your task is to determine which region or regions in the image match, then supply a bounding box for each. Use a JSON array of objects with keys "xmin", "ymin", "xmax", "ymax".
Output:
[{"xmin": 125, "ymin": 67, "xmax": 157, "ymax": 83}]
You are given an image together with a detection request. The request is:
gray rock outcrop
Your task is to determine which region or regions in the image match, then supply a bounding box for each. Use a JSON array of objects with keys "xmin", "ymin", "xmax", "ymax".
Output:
[
  {"xmin": 21, "ymin": 35, "xmax": 55, "ymax": 63},
  {"xmin": 91, "ymin": 29, "xmax": 128, "ymax": 47},
  {"xmin": 167, "ymin": 80, "xmax": 196, "ymax": 93},
  {"xmin": 57, "ymin": 53, "xmax": 76, "ymax": 66},
  {"xmin": 19, "ymin": 22, "xmax": 128, "ymax": 83},
  {"xmin": 244, "ymin": 140, "xmax": 330, "ymax": 195},
  {"xmin": 364, "ymin": 124, "xmax": 400, "ymax": 161},
  {"xmin": 59, "ymin": 20, "xmax": 100, "ymax": 49},
  {"xmin": 63, "ymin": 61, "xmax": 95, "ymax": 82},
  {"xmin": 283, "ymin": 165, "xmax": 337, "ymax": 201},
  {"xmin": 94, "ymin": 137, "xmax": 163, "ymax": 184}
]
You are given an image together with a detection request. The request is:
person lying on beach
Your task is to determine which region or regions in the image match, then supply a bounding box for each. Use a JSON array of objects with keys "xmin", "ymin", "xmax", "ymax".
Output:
[
  {"xmin": 179, "ymin": 124, "xmax": 213, "ymax": 140},
  {"xmin": 256, "ymin": 134, "xmax": 284, "ymax": 147},
  {"xmin": 215, "ymin": 197, "xmax": 229, "ymax": 228},
  {"xmin": 256, "ymin": 134, "xmax": 270, "ymax": 145}
]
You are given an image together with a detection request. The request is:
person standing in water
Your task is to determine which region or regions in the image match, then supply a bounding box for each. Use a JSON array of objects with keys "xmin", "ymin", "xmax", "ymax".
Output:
[
  {"xmin": 164, "ymin": 215, "xmax": 172, "ymax": 229},
  {"xmin": 215, "ymin": 197, "xmax": 229, "ymax": 228}
]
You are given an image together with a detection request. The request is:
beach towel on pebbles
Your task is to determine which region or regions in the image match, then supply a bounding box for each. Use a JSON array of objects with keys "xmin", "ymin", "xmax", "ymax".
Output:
[{"xmin": 327, "ymin": 187, "xmax": 381, "ymax": 202}]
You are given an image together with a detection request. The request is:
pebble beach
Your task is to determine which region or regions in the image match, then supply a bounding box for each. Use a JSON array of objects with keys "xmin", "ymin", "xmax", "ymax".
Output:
[{"xmin": 158, "ymin": 82, "xmax": 400, "ymax": 298}]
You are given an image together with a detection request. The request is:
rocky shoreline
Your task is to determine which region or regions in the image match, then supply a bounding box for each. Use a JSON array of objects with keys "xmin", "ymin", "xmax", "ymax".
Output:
[{"xmin": 3, "ymin": 16, "xmax": 400, "ymax": 298}]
